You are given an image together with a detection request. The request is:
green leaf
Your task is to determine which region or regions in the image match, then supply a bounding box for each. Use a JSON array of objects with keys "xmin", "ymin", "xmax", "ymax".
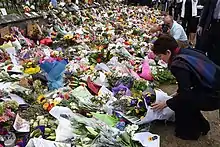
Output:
[
  {"xmin": 120, "ymin": 132, "xmax": 131, "ymax": 144},
  {"xmin": 85, "ymin": 126, "xmax": 99, "ymax": 136},
  {"xmin": 91, "ymin": 112, "xmax": 119, "ymax": 127}
]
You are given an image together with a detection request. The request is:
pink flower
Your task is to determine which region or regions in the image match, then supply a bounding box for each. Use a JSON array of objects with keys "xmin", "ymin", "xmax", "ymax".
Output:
[
  {"xmin": 130, "ymin": 60, "xmax": 135, "ymax": 66},
  {"xmin": 5, "ymin": 109, "xmax": 15, "ymax": 118},
  {"xmin": 0, "ymin": 115, "xmax": 10, "ymax": 122},
  {"xmin": 148, "ymin": 51, "xmax": 156, "ymax": 60}
]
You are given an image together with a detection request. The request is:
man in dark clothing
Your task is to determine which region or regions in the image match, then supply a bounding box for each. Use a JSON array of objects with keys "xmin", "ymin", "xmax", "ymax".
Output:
[
  {"xmin": 197, "ymin": 0, "xmax": 220, "ymax": 65},
  {"xmin": 151, "ymin": 34, "xmax": 220, "ymax": 140},
  {"xmin": 174, "ymin": 0, "xmax": 183, "ymax": 20}
]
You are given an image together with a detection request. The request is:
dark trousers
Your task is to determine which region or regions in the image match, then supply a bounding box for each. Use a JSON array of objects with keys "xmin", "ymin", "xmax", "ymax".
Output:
[
  {"xmin": 169, "ymin": 4, "xmax": 173, "ymax": 16},
  {"xmin": 172, "ymin": 91, "xmax": 219, "ymax": 140},
  {"xmin": 174, "ymin": 2, "xmax": 182, "ymax": 20},
  {"xmin": 207, "ymin": 22, "xmax": 220, "ymax": 66},
  {"xmin": 199, "ymin": 21, "xmax": 220, "ymax": 66}
]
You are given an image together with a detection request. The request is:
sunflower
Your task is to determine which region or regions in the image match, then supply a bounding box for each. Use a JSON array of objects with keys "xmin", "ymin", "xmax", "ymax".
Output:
[{"xmin": 37, "ymin": 95, "xmax": 46, "ymax": 104}]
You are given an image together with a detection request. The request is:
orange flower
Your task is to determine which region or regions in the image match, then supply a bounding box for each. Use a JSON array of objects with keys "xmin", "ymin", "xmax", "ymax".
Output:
[
  {"xmin": 64, "ymin": 93, "xmax": 69, "ymax": 100},
  {"xmin": 43, "ymin": 103, "xmax": 49, "ymax": 110},
  {"xmin": 47, "ymin": 103, "xmax": 54, "ymax": 111}
]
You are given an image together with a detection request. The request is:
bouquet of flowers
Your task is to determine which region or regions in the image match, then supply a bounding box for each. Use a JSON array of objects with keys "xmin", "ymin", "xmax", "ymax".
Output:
[
  {"xmin": 22, "ymin": 60, "xmax": 41, "ymax": 75},
  {"xmin": 29, "ymin": 115, "xmax": 58, "ymax": 140},
  {"xmin": 40, "ymin": 59, "xmax": 68, "ymax": 90},
  {"xmin": 117, "ymin": 124, "xmax": 141, "ymax": 147},
  {"xmin": 152, "ymin": 68, "xmax": 176, "ymax": 85},
  {"xmin": 0, "ymin": 100, "xmax": 19, "ymax": 133},
  {"xmin": 88, "ymin": 49, "xmax": 113, "ymax": 65},
  {"xmin": 70, "ymin": 113, "xmax": 121, "ymax": 147}
]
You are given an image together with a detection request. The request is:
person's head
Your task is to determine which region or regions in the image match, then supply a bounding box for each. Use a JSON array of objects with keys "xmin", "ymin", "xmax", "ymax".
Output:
[
  {"xmin": 152, "ymin": 34, "xmax": 179, "ymax": 63},
  {"xmin": 163, "ymin": 15, "xmax": 174, "ymax": 29}
]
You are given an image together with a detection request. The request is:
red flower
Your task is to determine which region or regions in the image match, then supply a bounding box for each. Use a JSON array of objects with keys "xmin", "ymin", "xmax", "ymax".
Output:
[
  {"xmin": 85, "ymin": 35, "xmax": 90, "ymax": 39},
  {"xmin": 96, "ymin": 58, "xmax": 102, "ymax": 63},
  {"xmin": 98, "ymin": 53, "xmax": 103, "ymax": 57},
  {"xmin": 7, "ymin": 65, "xmax": 13, "ymax": 70},
  {"xmin": 47, "ymin": 103, "xmax": 54, "ymax": 112},
  {"xmin": 56, "ymin": 57, "xmax": 63, "ymax": 61}
]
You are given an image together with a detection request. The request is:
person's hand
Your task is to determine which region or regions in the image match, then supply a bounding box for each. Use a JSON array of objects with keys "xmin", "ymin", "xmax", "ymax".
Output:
[
  {"xmin": 151, "ymin": 101, "xmax": 167, "ymax": 111},
  {"xmin": 167, "ymin": 28, "xmax": 171, "ymax": 34},
  {"xmin": 197, "ymin": 26, "xmax": 203, "ymax": 36},
  {"xmin": 170, "ymin": 92, "xmax": 178, "ymax": 97},
  {"xmin": 150, "ymin": 24, "xmax": 161, "ymax": 33}
]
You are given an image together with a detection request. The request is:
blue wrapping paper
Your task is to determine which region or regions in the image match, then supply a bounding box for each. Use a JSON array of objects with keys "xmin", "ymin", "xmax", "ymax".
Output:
[{"xmin": 40, "ymin": 60, "xmax": 67, "ymax": 90}]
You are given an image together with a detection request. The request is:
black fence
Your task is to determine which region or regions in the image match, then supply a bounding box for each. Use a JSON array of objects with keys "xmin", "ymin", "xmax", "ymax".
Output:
[{"xmin": 0, "ymin": 0, "xmax": 50, "ymax": 14}]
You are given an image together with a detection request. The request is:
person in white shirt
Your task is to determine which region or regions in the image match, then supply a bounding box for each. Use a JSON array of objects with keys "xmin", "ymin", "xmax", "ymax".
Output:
[
  {"xmin": 150, "ymin": 15, "xmax": 188, "ymax": 48},
  {"xmin": 164, "ymin": 15, "xmax": 189, "ymax": 48}
]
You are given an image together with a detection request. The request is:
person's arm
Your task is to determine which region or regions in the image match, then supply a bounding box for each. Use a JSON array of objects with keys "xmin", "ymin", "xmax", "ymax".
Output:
[
  {"xmin": 166, "ymin": 67, "xmax": 194, "ymax": 111},
  {"xmin": 151, "ymin": 67, "xmax": 194, "ymax": 111},
  {"xmin": 149, "ymin": 24, "xmax": 162, "ymax": 33},
  {"xmin": 199, "ymin": 0, "xmax": 210, "ymax": 27},
  {"xmin": 172, "ymin": 28, "xmax": 183, "ymax": 40}
]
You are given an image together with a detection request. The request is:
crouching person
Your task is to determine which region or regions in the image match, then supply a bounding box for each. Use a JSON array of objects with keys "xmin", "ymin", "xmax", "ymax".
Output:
[{"xmin": 151, "ymin": 34, "xmax": 220, "ymax": 140}]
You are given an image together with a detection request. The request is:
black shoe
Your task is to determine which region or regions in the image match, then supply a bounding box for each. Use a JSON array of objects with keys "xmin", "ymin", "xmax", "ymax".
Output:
[
  {"xmin": 175, "ymin": 132, "xmax": 200, "ymax": 140},
  {"xmin": 201, "ymin": 123, "xmax": 210, "ymax": 136},
  {"xmin": 199, "ymin": 116, "xmax": 210, "ymax": 136}
]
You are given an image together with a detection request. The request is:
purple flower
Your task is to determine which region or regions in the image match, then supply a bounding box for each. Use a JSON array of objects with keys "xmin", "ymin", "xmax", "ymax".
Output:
[
  {"xmin": 35, "ymin": 126, "xmax": 45, "ymax": 134},
  {"xmin": 112, "ymin": 84, "xmax": 131, "ymax": 96},
  {"xmin": 137, "ymin": 100, "xmax": 145, "ymax": 108},
  {"xmin": 130, "ymin": 99, "xmax": 138, "ymax": 106},
  {"xmin": 144, "ymin": 96, "xmax": 151, "ymax": 105}
]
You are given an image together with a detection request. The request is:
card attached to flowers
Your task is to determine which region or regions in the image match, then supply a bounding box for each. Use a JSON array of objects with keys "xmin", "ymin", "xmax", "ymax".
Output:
[{"xmin": 13, "ymin": 114, "xmax": 30, "ymax": 132}]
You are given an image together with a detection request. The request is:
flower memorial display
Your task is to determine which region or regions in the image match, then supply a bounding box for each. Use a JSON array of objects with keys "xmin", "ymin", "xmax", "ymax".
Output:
[{"xmin": 0, "ymin": 0, "xmax": 176, "ymax": 146}]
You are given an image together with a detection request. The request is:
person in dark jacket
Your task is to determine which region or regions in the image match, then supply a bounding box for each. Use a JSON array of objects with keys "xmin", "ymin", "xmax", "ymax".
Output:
[
  {"xmin": 197, "ymin": 0, "xmax": 220, "ymax": 65},
  {"xmin": 151, "ymin": 34, "xmax": 220, "ymax": 140}
]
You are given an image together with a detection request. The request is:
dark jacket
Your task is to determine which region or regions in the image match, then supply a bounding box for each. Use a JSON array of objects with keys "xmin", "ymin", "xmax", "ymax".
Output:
[
  {"xmin": 199, "ymin": 0, "xmax": 218, "ymax": 32},
  {"xmin": 171, "ymin": 48, "xmax": 220, "ymax": 90},
  {"xmin": 166, "ymin": 48, "xmax": 220, "ymax": 111}
]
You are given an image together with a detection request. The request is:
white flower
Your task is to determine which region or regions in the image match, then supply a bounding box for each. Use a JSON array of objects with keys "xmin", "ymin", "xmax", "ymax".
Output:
[
  {"xmin": 158, "ymin": 60, "xmax": 167, "ymax": 68},
  {"xmin": 70, "ymin": 102, "xmax": 78, "ymax": 110},
  {"xmin": 151, "ymin": 66, "xmax": 158, "ymax": 75},
  {"xmin": 125, "ymin": 125, "xmax": 132, "ymax": 134},
  {"xmin": 131, "ymin": 124, "xmax": 139, "ymax": 131},
  {"xmin": 130, "ymin": 131, "xmax": 135, "ymax": 137},
  {"xmin": 159, "ymin": 68, "xmax": 164, "ymax": 72},
  {"xmin": 36, "ymin": 116, "xmax": 44, "ymax": 121}
]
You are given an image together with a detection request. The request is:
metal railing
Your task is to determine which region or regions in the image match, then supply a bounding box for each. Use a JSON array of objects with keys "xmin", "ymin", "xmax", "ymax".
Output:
[{"xmin": 0, "ymin": 0, "xmax": 50, "ymax": 14}]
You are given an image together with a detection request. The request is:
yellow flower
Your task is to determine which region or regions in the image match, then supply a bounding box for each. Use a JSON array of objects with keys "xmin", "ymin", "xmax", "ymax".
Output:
[
  {"xmin": 37, "ymin": 95, "xmax": 46, "ymax": 104},
  {"xmin": 90, "ymin": 65, "xmax": 95, "ymax": 71},
  {"xmin": 24, "ymin": 66, "xmax": 40, "ymax": 74},
  {"xmin": 140, "ymin": 116, "xmax": 145, "ymax": 119},
  {"xmin": 63, "ymin": 34, "xmax": 73, "ymax": 40},
  {"xmin": 43, "ymin": 103, "xmax": 49, "ymax": 110},
  {"xmin": 27, "ymin": 62, "xmax": 33, "ymax": 66},
  {"xmin": 135, "ymin": 109, "xmax": 140, "ymax": 114},
  {"xmin": 151, "ymin": 17, "xmax": 156, "ymax": 23}
]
